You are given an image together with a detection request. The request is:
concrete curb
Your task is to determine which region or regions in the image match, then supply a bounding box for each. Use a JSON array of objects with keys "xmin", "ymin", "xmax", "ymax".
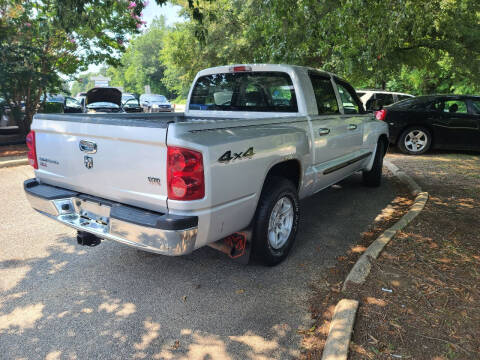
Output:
[
  {"xmin": 0, "ymin": 157, "xmax": 28, "ymax": 168},
  {"xmin": 321, "ymin": 159, "xmax": 429, "ymax": 359},
  {"xmin": 342, "ymin": 159, "xmax": 428, "ymax": 290},
  {"xmin": 321, "ymin": 299, "xmax": 359, "ymax": 360},
  {"xmin": 342, "ymin": 191, "xmax": 428, "ymax": 290}
]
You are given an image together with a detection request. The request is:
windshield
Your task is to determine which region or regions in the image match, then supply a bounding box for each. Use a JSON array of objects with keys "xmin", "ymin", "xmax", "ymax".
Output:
[
  {"xmin": 87, "ymin": 102, "xmax": 120, "ymax": 109},
  {"xmin": 122, "ymin": 94, "xmax": 135, "ymax": 102},
  {"xmin": 189, "ymin": 71, "xmax": 298, "ymax": 112},
  {"xmin": 46, "ymin": 95, "xmax": 64, "ymax": 103},
  {"xmin": 143, "ymin": 95, "xmax": 167, "ymax": 103}
]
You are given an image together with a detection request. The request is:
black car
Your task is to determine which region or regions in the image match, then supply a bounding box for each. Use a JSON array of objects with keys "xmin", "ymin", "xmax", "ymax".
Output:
[
  {"xmin": 39, "ymin": 95, "xmax": 83, "ymax": 114},
  {"xmin": 122, "ymin": 98, "xmax": 143, "ymax": 113},
  {"xmin": 377, "ymin": 95, "xmax": 480, "ymax": 155}
]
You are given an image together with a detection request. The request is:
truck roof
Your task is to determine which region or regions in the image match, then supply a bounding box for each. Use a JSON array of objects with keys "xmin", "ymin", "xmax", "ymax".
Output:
[{"xmin": 196, "ymin": 64, "xmax": 334, "ymax": 78}]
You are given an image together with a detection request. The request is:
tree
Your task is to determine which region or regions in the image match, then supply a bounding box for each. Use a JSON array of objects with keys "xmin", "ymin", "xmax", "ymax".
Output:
[
  {"xmin": 0, "ymin": 0, "xmax": 151, "ymax": 133},
  {"xmin": 161, "ymin": 0, "xmax": 480, "ymax": 96},
  {"xmin": 107, "ymin": 16, "xmax": 174, "ymax": 97},
  {"xmin": 70, "ymin": 68, "xmax": 108, "ymax": 97}
]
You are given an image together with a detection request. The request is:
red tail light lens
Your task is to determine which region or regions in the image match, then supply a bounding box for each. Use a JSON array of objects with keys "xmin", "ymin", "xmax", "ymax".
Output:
[
  {"xmin": 26, "ymin": 130, "xmax": 38, "ymax": 169},
  {"xmin": 230, "ymin": 65, "xmax": 252, "ymax": 72},
  {"xmin": 375, "ymin": 109, "xmax": 387, "ymax": 121},
  {"xmin": 167, "ymin": 146, "xmax": 204, "ymax": 201}
]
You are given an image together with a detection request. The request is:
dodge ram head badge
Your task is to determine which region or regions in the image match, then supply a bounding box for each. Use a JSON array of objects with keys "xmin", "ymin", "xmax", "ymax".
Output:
[{"xmin": 79, "ymin": 140, "xmax": 97, "ymax": 169}]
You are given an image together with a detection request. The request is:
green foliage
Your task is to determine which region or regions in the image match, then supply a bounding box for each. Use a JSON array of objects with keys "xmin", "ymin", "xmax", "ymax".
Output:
[
  {"xmin": 107, "ymin": 16, "xmax": 174, "ymax": 97},
  {"xmin": 160, "ymin": 0, "xmax": 480, "ymax": 96},
  {"xmin": 0, "ymin": 0, "xmax": 153, "ymax": 132},
  {"xmin": 70, "ymin": 69, "xmax": 107, "ymax": 96}
]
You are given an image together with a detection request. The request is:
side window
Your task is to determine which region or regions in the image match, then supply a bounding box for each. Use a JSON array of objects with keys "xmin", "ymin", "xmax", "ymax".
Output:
[
  {"xmin": 471, "ymin": 100, "xmax": 480, "ymax": 115},
  {"xmin": 375, "ymin": 93, "xmax": 395, "ymax": 106},
  {"xmin": 398, "ymin": 95, "xmax": 412, "ymax": 102},
  {"xmin": 309, "ymin": 74, "xmax": 339, "ymax": 115},
  {"xmin": 336, "ymin": 82, "xmax": 361, "ymax": 114},
  {"xmin": 444, "ymin": 100, "xmax": 468, "ymax": 114},
  {"xmin": 65, "ymin": 97, "xmax": 80, "ymax": 107}
]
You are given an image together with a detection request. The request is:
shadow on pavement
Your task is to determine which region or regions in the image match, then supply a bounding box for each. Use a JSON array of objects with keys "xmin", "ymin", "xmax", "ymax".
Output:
[{"xmin": 0, "ymin": 173, "xmax": 398, "ymax": 359}]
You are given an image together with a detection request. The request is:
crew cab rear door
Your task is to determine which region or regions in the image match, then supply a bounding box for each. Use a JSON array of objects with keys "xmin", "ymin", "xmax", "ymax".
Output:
[
  {"xmin": 308, "ymin": 72, "xmax": 365, "ymax": 189},
  {"xmin": 333, "ymin": 78, "xmax": 366, "ymax": 153}
]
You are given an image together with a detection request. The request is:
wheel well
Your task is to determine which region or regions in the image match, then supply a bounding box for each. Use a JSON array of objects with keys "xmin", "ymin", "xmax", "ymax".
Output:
[{"xmin": 264, "ymin": 160, "xmax": 301, "ymax": 191}]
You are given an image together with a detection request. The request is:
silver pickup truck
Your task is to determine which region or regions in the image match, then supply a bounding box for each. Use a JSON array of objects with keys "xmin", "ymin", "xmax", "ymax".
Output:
[{"xmin": 24, "ymin": 64, "xmax": 388, "ymax": 265}]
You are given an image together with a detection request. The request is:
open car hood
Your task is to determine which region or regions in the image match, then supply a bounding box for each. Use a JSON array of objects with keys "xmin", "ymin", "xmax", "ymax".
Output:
[{"xmin": 86, "ymin": 87, "xmax": 122, "ymax": 107}]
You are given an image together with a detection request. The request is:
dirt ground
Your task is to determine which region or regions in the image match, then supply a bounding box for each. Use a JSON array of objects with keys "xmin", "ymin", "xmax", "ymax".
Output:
[
  {"xmin": 0, "ymin": 143, "xmax": 27, "ymax": 158},
  {"xmin": 301, "ymin": 150, "xmax": 480, "ymax": 360}
]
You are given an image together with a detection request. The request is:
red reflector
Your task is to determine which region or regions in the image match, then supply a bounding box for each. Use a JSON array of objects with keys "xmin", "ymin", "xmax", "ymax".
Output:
[
  {"xmin": 375, "ymin": 109, "xmax": 387, "ymax": 121},
  {"xmin": 167, "ymin": 146, "xmax": 204, "ymax": 201},
  {"xmin": 230, "ymin": 65, "xmax": 252, "ymax": 72},
  {"xmin": 26, "ymin": 130, "xmax": 38, "ymax": 169}
]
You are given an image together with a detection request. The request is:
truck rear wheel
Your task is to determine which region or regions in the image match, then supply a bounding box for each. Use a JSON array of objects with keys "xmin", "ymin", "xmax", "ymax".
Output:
[{"xmin": 252, "ymin": 176, "xmax": 300, "ymax": 266}]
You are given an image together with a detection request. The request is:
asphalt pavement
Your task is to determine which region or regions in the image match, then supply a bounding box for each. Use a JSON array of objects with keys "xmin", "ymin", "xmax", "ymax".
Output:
[{"xmin": 0, "ymin": 165, "xmax": 397, "ymax": 359}]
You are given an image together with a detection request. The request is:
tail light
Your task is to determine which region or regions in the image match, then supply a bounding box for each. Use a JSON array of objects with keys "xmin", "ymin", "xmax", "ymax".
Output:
[
  {"xmin": 375, "ymin": 109, "xmax": 387, "ymax": 121},
  {"xmin": 229, "ymin": 65, "xmax": 252, "ymax": 72},
  {"xmin": 167, "ymin": 146, "xmax": 204, "ymax": 201},
  {"xmin": 26, "ymin": 130, "xmax": 38, "ymax": 169}
]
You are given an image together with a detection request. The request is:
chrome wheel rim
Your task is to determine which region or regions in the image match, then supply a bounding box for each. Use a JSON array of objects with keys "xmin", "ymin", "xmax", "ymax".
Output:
[
  {"xmin": 404, "ymin": 130, "xmax": 428, "ymax": 152},
  {"xmin": 268, "ymin": 196, "xmax": 294, "ymax": 249}
]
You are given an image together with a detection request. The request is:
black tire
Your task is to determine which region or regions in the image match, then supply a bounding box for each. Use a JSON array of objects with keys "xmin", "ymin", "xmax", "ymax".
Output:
[
  {"xmin": 397, "ymin": 126, "xmax": 432, "ymax": 155},
  {"xmin": 362, "ymin": 140, "xmax": 385, "ymax": 187},
  {"xmin": 252, "ymin": 176, "xmax": 300, "ymax": 266}
]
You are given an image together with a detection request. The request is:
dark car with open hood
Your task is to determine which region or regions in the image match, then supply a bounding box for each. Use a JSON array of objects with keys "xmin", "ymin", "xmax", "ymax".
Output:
[
  {"xmin": 84, "ymin": 87, "xmax": 124, "ymax": 114},
  {"xmin": 376, "ymin": 95, "xmax": 480, "ymax": 155}
]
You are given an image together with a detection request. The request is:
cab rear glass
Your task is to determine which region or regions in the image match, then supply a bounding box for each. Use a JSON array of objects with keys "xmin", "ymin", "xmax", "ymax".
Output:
[{"xmin": 189, "ymin": 71, "xmax": 298, "ymax": 112}]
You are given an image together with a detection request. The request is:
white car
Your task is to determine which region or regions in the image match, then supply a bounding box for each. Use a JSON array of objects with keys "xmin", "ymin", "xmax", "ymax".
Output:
[
  {"xmin": 139, "ymin": 94, "xmax": 172, "ymax": 112},
  {"xmin": 357, "ymin": 89, "xmax": 414, "ymax": 111},
  {"xmin": 24, "ymin": 64, "xmax": 388, "ymax": 265}
]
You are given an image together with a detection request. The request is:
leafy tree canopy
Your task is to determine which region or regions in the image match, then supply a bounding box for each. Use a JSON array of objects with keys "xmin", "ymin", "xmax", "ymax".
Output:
[
  {"xmin": 0, "ymin": 0, "xmax": 165, "ymax": 132},
  {"xmin": 107, "ymin": 16, "xmax": 174, "ymax": 98},
  {"xmin": 160, "ymin": 0, "xmax": 480, "ymax": 96}
]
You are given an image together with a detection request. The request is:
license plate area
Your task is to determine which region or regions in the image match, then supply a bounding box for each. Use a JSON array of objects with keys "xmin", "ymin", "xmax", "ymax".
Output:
[{"xmin": 74, "ymin": 198, "xmax": 111, "ymax": 226}]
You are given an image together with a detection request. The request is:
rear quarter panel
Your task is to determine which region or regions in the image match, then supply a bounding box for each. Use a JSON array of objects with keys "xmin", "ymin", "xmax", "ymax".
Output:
[{"xmin": 166, "ymin": 118, "xmax": 312, "ymax": 247}]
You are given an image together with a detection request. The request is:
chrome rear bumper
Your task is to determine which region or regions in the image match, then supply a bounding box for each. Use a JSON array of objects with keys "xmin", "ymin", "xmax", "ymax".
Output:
[{"xmin": 24, "ymin": 179, "xmax": 197, "ymax": 255}]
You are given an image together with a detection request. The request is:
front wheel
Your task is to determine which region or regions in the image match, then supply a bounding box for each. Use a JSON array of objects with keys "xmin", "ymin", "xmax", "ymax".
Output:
[{"xmin": 252, "ymin": 177, "xmax": 300, "ymax": 266}]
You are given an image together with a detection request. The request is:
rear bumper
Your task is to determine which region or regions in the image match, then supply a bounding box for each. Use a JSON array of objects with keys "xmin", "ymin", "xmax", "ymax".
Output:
[{"xmin": 24, "ymin": 179, "xmax": 198, "ymax": 255}]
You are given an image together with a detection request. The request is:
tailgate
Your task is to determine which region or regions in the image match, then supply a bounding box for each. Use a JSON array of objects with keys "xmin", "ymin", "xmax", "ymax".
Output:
[{"xmin": 32, "ymin": 114, "xmax": 170, "ymax": 213}]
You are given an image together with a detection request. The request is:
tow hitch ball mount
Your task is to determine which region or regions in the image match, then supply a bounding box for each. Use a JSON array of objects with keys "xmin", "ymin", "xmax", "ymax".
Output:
[{"xmin": 77, "ymin": 231, "xmax": 102, "ymax": 247}]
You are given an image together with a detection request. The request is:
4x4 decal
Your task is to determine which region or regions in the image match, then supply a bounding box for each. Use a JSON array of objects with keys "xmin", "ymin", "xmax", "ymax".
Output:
[{"xmin": 218, "ymin": 147, "xmax": 255, "ymax": 163}]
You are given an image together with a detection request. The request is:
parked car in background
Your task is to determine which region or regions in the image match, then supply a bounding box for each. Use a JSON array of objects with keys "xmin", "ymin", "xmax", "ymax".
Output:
[
  {"xmin": 376, "ymin": 95, "xmax": 480, "ymax": 154},
  {"xmin": 76, "ymin": 92, "xmax": 87, "ymax": 108},
  {"xmin": 121, "ymin": 93, "xmax": 136, "ymax": 104},
  {"xmin": 139, "ymin": 94, "xmax": 172, "ymax": 112},
  {"xmin": 0, "ymin": 98, "xmax": 18, "ymax": 134},
  {"xmin": 357, "ymin": 89, "xmax": 414, "ymax": 112},
  {"xmin": 38, "ymin": 95, "xmax": 82, "ymax": 114},
  {"xmin": 84, "ymin": 87, "xmax": 124, "ymax": 114},
  {"xmin": 122, "ymin": 98, "xmax": 143, "ymax": 113}
]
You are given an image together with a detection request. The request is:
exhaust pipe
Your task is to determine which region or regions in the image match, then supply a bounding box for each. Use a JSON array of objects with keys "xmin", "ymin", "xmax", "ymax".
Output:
[{"xmin": 77, "ymin": 231, "xmax": 102, "ymax": 247}]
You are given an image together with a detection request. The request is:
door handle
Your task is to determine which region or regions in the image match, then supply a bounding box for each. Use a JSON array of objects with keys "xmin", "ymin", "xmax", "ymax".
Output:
[
  {"xmin": 348, "ymin": 124, "xmax": 357, "ymax": 130},
  {"xmin": 319, "ymin": 128, "xmax": 330, "ymax": 136}
]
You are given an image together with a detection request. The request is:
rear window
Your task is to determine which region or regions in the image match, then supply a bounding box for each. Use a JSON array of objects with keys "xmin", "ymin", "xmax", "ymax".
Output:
[{"xmin": 189, "ymin": 72, "xmax": 298, "ymax": 112}]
